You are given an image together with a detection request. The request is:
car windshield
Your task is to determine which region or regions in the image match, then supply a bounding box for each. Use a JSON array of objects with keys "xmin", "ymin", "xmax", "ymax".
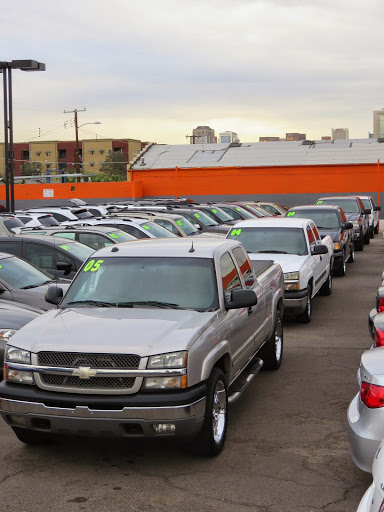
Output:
[
  {"xmin": 55, "ymin": 241, "xmax": 94, "ymax": 261},
  {"xmin": 227, "ymin": 227, "xmax": 308, "ymax": 256},
  {"xmin": 204, "ymin": 207, "xmax": 233, "ymax": 223},
  {"xmin": 317, "ymin": 198, "xmax": 360, "ymax": 213},
  {"xmin": 172, "ymin": 217, "xmax": 199, "ymax": 235},
  {"xmin": 0, "ymin": 256, "xmax": 54, "ymax": 289},
  {"xmin": 62, "ymin": 257, "xmax": 218, "ymax": 311},
  {"xmin": 287, "ymin": 211, "xmax": 340, "ymax": 230},
  {"xmin": 137, "ymin": 222, "xmax": 177, "ymax": 238},
  {"xmin": 189, "ymin": 211, "xmax": 218, "ymax": 227}
]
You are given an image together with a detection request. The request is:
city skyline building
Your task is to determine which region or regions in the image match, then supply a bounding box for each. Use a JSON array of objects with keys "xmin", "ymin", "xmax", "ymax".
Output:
[
  {"xmin": 190, "ymin": 126, "xmax": 217, "ymax": 144},
  {"xmin": 286, "ymin": 133, "xmax": 306, "ymax": 141},
  {"xmin": 373, "ymin": 110, "xmax": 384, "ymax": 138},
  {"xmin": 332, "ymin": 128, "xmax": 349, "ymax": 140},
  {"xmin": 218, "ymin": 131, "xmax": 240, "ymax": 144}
]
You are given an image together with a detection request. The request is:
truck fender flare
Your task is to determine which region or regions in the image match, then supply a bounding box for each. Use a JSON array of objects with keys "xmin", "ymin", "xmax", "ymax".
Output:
[
  {"xmin": 201, "ymin": 340, "xmax": 231, "ymax": 384},
  {"xmin": 267, "ymin": 289, "xmax": 284, "ymax": 339}
]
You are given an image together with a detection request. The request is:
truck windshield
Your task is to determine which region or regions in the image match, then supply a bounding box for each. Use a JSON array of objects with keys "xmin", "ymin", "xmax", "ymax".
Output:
[
  {"xmin": 287, "ymin": 211, "xmax": 340, "ymax": 230},
  {"xmin": 62, "ymin": 257, "xmax": 219, "ymax": 311},
  {"xmin": 227, "ymin": 227, "xmax": 308, "ymax": 256},
  {"xmin": 317, "ymin": 198, "xmax": 360, "ymax": 213}
]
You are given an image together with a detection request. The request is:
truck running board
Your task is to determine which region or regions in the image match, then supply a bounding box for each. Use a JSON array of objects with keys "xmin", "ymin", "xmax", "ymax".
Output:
[{"xmin": 228, "ymin": 357, "xmax": 264, "ymax": 404}]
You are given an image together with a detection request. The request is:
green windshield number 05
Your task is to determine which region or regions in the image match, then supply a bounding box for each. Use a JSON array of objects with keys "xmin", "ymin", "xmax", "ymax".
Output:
[{"xmin": 83, "ymin": 259, "xmax": 104, "ymax": 273}]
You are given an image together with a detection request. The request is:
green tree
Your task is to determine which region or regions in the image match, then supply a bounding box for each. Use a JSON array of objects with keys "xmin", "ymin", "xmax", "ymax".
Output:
[
  {"xmin": 99, "ymin": 151, "xmax": 127, "ymax": 180},
  {"xmin": 20, "ymin": 162, "xmax": 41, "ymax": 176}
]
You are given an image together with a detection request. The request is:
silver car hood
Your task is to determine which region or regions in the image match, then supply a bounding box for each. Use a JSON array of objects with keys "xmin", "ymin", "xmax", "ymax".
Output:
[{"xmin": 9, "ymin": 307, "xmax": 218, "ymax": 356}]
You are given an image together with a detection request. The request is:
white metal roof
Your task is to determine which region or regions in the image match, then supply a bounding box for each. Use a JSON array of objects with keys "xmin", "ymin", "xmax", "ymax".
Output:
[{"xmin": 131, "ymin": 139, "xmax": 384, "ymax": 170}]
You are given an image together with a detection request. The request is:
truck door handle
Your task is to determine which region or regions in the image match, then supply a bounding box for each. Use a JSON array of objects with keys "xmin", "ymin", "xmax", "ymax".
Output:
[{"xmin": 248, "ymin": 306, "xmax": 253, "ymax": 316}]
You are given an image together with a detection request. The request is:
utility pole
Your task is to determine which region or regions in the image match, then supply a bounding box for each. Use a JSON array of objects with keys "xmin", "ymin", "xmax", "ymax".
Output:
[{"xmin": 64, "ymin": 108, "xmax": 86, "ymax": 178}]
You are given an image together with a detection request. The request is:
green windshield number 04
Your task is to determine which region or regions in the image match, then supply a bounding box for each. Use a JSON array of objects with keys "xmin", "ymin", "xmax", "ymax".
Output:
[
  {"xmin": 83, "ymin": 259, "xmax": 104, "ymax": 273},
  {"xmin": 287, "ymin": 211, "xmax": 295, "ymax": 217},
  {"xmin": 231, "ymin": 229, "xmax": 242, "ymax": 236}
]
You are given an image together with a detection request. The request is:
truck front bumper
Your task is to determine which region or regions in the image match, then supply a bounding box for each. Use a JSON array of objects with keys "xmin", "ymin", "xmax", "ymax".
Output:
[
  {"xmin": 283, "ymin": 289, "xmax": 308, "ymax": 314},
  {"xmin": 0, "ymin": 382, "xmax": 207, "ymax": 439}
]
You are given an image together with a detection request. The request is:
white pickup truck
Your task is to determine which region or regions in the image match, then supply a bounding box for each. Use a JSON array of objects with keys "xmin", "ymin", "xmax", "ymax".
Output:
[{"xmin": 226, "ymin": 218, "xmax": 334, "ymax": 323}]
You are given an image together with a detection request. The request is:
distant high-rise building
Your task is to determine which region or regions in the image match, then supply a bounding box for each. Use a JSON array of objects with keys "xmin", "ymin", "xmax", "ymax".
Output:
[
  {"xmin": 190, "ymin": 126, "xmax": 217, "ymax": 144},
  {"xmin": 286, "ymin": 133, "xmax": 306, "ymax": 141},
  {"xmin": 332, "ymin": 128, "xmax": 349, "ymax": 140},
  {"xmin": 373, "ymin": 110, "xmax": 384, "ymax": 138},
  {"xmin": 218, "ymin": 131, "xmax": 239, "ymax": 144},
  {"xmin": 259, "ymin": 136, "xmax": 281, "ymax": 142},
  {"xmin": 321, "ymin": 136, "xmax": 332, "ymax": 141}
]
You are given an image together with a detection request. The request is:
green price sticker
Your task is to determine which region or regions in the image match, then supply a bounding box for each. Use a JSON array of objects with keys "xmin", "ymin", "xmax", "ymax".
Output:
[
  {"xmin": 0, "ymin": 265, "xmax": 3, "ymax": 269},
  {"xmin": 176, "ymin": 220, "xmax": 183, "ymax": 226},
  {"xmin": 236, "ymin": 207, "xmax": 241, "ymax": 211},
  {"xmin": 194, "ymin": 213, "xmax": 201, "ymax": 219},
  {"xmin": 230, "ymin": 229, "xmax": 242, "ymax": 236},
  {"xmin": 287, "ymin": 211, "xmax": 296, "ymax": 217},
  {"xmin": 60, "ymin": 245, "xmax": 71, "ymax": 251},
  {"xmin": 83, "ymin": 259, "xmax": 104, "ymax": 272},
  {"xmin": 317, "ymin": 200, "xmax": 323, "ymax": 204},
  {"xmin": 109, "ymin": 233, "xmax": 119, "ymax": 239},
  {"xmin": 212, "ymin": 209, "xmax": 218, "ymax": 214},
  {"xmin": 142, "ymin": 225, "xmax": 150, "ymax": 230}
]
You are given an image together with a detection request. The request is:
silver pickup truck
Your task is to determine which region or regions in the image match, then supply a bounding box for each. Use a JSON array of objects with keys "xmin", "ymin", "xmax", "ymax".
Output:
[{"xmin": 0, "ymin": 238, "xmax": 284, "ymax": 456}]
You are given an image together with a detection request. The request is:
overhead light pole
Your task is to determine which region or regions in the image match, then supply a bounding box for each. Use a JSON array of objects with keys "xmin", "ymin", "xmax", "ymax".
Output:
[{"xmin": 0, "ymin": 60, "xmax": 46, "ymax": 212}]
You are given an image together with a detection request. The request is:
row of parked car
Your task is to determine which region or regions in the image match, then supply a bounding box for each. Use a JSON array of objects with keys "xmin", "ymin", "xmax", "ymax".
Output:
[{"xmin": 0, "ymin": 195, "xmax": 379, "ymax": 465}]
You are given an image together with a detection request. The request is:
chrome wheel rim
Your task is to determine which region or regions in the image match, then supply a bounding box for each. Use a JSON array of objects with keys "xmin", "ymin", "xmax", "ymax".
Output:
[
  {"xmin": 212, "ymin": 381, "xmax": 226, "ymax": 444},
  {"xmin": 275, "ymin": 318, "xmax": 283, "ymax": 361},
  {"xmin": 328, "ymin": 274, "xmax": 332, "ymax": 290},
  {"xmin": 307, "ymin": 296, "xmax": 311, "ymax": 317}
]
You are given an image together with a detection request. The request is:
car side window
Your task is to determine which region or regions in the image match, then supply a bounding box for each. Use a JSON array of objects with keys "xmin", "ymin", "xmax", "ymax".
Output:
[
  {"xmin": 306, "ymin": 226, "xmax": 315, "ymax": 246},
  {"xmin": 232, "ymin": 247, "xmax": 255, "ymax": 289},
  {"xmin": 57, "ymin": 250, "xmax": 76, "ymax": 268},
  {"xmin": 78, "ymin": 232, "xmax": 110, "ymax": 250},
  {"xmin": 154, "ymin": 219, "xmax": 180, "ymax": 236},
  {"xmin": 51, "ymin": 213, "xmax": 69, "ymax": 223},
  {"xmin": 0, "ymin": 241, "xmax": 22, "ymax": 257},
  {"xmin": 310, "ymin": 224, "xmax": 321, "ymax": 243},
  {"xmin": 52, "ymin": 232, "xmax": 76, "ymax": 240},
  {"xmin": 25, "ymin": 242, "xmax": 56, "ymax": 270},
  {"xmin": 220, "ymin": 252, "xmax": 242, "ymax": 302}
]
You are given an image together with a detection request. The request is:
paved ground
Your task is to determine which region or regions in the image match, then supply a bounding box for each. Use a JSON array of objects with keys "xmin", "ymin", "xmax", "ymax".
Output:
[{"xmin": 0, "ymin": 236, "xmax": 381, "ymax": 511}]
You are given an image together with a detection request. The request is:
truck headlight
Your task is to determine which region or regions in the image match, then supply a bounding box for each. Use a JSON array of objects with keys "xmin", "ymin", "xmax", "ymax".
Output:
[
  {"xmin": 144, "ymin": 376, "xmax": 186, "ymax": 390},
  {"xmin": 147, "ymin": 351, "xmax": 187, "ymax": 369},
  {"xmin": 5, "ymin": 345, "xmax": 31, "ymax": 364},
  {"xmin": 4, "ymin": 369, "xmax": 35, "ymax": 385},
  {"xmin": 284, "ymin": 272, "xmax": 300, "ymax": 281},
  {"xmin": 333, "ymin": 242, "xmax": 341, "ymax": 250},
  {"xmin": 353, "ymin": 221, "xmax": 360, "ymax": 227}
]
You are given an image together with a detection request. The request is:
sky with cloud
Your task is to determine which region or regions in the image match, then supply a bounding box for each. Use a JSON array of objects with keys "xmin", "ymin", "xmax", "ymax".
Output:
[{"xmin": 1, "ymin": 0, "xmax": 383, "ymax": 144}]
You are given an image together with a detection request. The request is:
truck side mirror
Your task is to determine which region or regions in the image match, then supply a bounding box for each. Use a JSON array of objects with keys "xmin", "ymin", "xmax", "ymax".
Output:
[
  {"xmin": 375, "ymin": 206, "xmax": 382, "ymax": 211},
  {"xmin": 311, "ymin": 244, "xmax": 328, "ymax": 255},
  {"xmin": 344, "ymin": 222, "xmax": 354, "ymax": 230},
  {"xmin": 45, "ymin": 285, "xmax": 64, "ymax": 305},
  {"xmin": 363, "ymin": 208, "xmax": 371, "ymax": 215},
  {"xmin": 57, "ymin": 261, "xmax": 72, "ymax": 275},
  {"xmin": 226, "ymin": 289, "xmax": 257, "ymax": 309}
]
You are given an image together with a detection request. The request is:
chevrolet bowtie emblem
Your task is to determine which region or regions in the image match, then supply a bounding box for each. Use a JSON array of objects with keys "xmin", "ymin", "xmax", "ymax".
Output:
[{"xmin": 72, "ymin": 366, "xmax": 97, "ymax": 379}]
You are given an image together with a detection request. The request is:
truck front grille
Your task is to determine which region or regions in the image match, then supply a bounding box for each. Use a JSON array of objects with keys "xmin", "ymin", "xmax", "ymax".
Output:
[
  {"xmin": 38, "ymin": 352, "xmax": 140, "ymax": 369},
  {"xmin": 40, "ymin": 375, "xmax": 136, "ymax": 389}
]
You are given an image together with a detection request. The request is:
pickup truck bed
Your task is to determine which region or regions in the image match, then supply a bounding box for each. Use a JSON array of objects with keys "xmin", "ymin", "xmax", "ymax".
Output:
[{"xmin": 251, "ymin": 260, "xmax": 274, "ymax": 276}]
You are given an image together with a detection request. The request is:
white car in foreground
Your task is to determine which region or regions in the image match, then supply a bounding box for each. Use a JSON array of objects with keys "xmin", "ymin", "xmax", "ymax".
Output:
[
  {"xmin": 357, "ymin": 438, "xmax": 384, "ymax": 511},
  {"xmin": 226, "ymin": 217, "xmax": 334, "ymax": 322}
]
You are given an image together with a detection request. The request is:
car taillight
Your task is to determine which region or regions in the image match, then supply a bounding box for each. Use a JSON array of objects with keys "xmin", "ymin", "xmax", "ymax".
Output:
[
  {"xmin": 375, "ymin": 327, "xmax": 384, "ymax": 347},
  {"xmin": 378, "ymin": 297, "xmax": 384, "ymax": 312},
  {"xmin": 360, "ymin": 381, "xmax": 384, "ymax": 408}
]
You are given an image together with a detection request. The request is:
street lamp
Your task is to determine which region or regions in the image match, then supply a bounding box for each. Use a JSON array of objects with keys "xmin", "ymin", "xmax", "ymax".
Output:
[{"xmin": 1, "ymin": 60, "xmax": 46, "ymax": 211}]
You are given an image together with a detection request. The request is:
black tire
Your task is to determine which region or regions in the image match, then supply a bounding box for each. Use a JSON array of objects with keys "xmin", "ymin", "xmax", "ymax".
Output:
[
  {"xmin": 374, "ymin": 224, "xmax": 379, "ymax": 235},
  {"xmin": 320, "ymin": 270, "xmax": 332, "ymax": 295},
  {"xmin": 355, "ymin": 231, "xmax": 364, "ymax": 251},
  {"xmin": 370, "ymin": 227, "xmax": 374, "ymax": 239},
  {"xmin": 364, "ymin": 229, "xmax": 370, "ymax": 245},
  {"xmin": 347, "ymin": 243, "xmax": 355, "ymax": 263},
  {"xmin": 12, "ymin": 427, "xmax": 47, "ymax": 445},
  {"xmin": 259, "ymin": 310, "xmax": 283, "ymax": 370},
  {"xmin": 192, "ymin": 368, "xmax": 228, "ymax": 457},
  {"xmin": 297, "ymin": 286, "xmax": 312, "ymax": 323},
  {"xmin": 334, "ymin": 252, "xmax": 346, "ymax": 277}
]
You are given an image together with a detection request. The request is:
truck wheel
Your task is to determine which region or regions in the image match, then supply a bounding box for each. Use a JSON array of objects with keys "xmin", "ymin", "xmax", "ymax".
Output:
[
  {"xmin": 11, "ymin": 427, "xmax": 47, "ymax": 444},
  {"xmin": 364, "ymin": 229, "xmax": 370, "ymax": 244},
  {"xmin": 335, "ymin": 252, "xmax": 346, "ymax": 277},
  {"xmin": 298, "ymin": 286, "xmax": 312, "ymax": 323},
  {"xmin": 347, "ymin": 243, "xmax": 355, "ymax": 263},
  {"xmin": 192, "ymin": 368, "xmax": 227, "ymax": 457},
  {"xmin": 374, "ymin": 223, "xmax": 379, "ymax": 235},
  {"xmin": 355, "ymin": 231, "xmax": 364, "ymax": 251},
  {"xmin": 320, "ymin": 270, "xmax": 333, "ymax": 295},
  {"xmin": 259, "ymin": 310, "xmax": 283, "ymax": 370},
  {"xmin": 370, "ymin": 226, "xmax": 374, "ymax": 239}
]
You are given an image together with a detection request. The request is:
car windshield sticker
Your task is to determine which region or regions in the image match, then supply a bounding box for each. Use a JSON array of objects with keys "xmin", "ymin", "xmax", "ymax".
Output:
[
  {"xmin": 84, "ymin": 259, "xmax": 104, "ymax": 272},
  {"xmin": 212, "ymin": 209, "xmax": 218, "ymax": 213},
  {"xmin": 317, "ymin": 200, "xmax": 323, "ymax": 204},
  {"xmin": 246, "ymin": 205, "xmax": 251, "ymax": 209},
  {"xmin": 60, "ymin": 245, "xmax": 71, "ymax": 251},
  {"xmin": 176, "ymin": 220, "xmax": 183, "ymax": 226},
  {"xmin": 0, "ymin": 265, "xmax": 2, "ymax": 268},
  {"xmin": 142, "ymin": 225, "xmax": 150, "ymax": 230},
  {"xmin": 287, "ymin": 211, "xmax": 295, "ymax": 217},
  {"xmin": 109, "ymin": 233, "xmax": 119, "ymax": 239},
  {"xmin": 230, "ymin": 229, "xmax": 242, "ymax": 236},
  {"xmin": 236, "ymin": 207, "xmax": 242, "ymax": 211},
  {"xmin": 194, "ymin": 213, "xmax": 201, "ymax": 219}
]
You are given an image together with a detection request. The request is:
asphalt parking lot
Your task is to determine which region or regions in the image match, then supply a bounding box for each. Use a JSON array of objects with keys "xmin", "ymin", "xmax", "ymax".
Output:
[{"xmin": 0, "ymin": 235, "xmax": 381, "ymax": 512}]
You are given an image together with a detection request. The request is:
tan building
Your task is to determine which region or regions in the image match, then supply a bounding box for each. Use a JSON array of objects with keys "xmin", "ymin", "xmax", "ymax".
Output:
[
  {"xmin": 191, "ymin": 126, "xmax": 217, "ymax": 144},
  {"xmin": 29, "ymin": 141, "xmax": 58, "ymax": 173},
  {"xmin": 332, "ymin": 128, "xmax": 349, "ymax": 140},
  {"xmin": 373, "ymin": 110, "xmax": 384, "ymax": 138}
]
